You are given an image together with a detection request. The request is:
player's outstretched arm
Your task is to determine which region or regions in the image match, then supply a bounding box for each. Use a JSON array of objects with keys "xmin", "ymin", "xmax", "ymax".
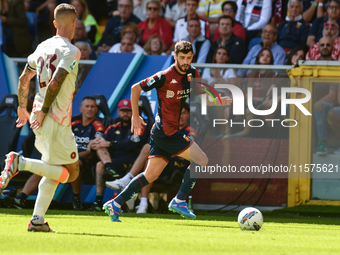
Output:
[
  {"xmin": 131, "ymin": 83, "xmax": 146, "ymax": 136},
  {"xmin": 31, "ymin": 67, "xmax": 69, "ymax": 129},
  {"xmin": 16, "ymin": 64, "xmax": 36, "ymax": 128}
]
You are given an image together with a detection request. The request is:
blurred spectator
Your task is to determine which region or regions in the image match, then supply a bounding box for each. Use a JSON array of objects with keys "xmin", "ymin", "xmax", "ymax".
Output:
[
  {"xmin": 307, "ymin": 22, "xmax": 340, "ymax": 60},
  {"xmin": 182, "ymin": 17, "xmax": 210, "ymax": 63},
  {"xmin": 248, "ymin": 48, "xmax": 276, "ymax": 105},
  {"xmin": 0, "ymin": 0, "xmax": 31, "ymax": 57},
  {"xmin": 207, "ymin": 15, "xmax": 246, "ymax": 64},
  {"xmin": 88, "ymin": 99, "xmax": 147, "ymax": 211},
  {"xmin": 75, "ymin": 41, "xmax": 93, "ymax": 93},
  {"xmin": 133, "ymin": 0, "xmax": 163, "ymax": 21},
  {"xmin": 302, "ymin": 0, "xmax": 326, "ymax": 23},
  {"xmin": 24, "ymin": 0, "xmax": 56, "ymax": 35},
  {"xmin": 213, "ymin": 1, "xmax": 246, "ymax": 42},
  {"xmin": 86, "ymin": 0, "xmax": 108, "ymax": 22},
  {"xmin": 96, "ymin": 0, "xmax": 141, "ymax": 55},
  {"xmin": 111, "ymin": 35, "xmax": 135, "ymax": 52},
  {"xmin": 273, "ymin": 0, "xmax": 325, "ymax": 26},
  {"xmin": 202, "ymin": 46, "xmax": 237, "ymax": 85},
  {"xmin": 70, "ymin": 0, "xmax": 102, "ymax": 45},
  {"xmin": 316, "ymin": 36, "xmax": 335, "ymax": 60},
  {"xmin": 170, "ymin": 0, "xmax": 210, "ymax": 53},
  {"xmin": 314, "ymin": 83, "xmax": 340, "ymax": 155},
  {"xmin": 306, "ymin": 0, "xmax": 340, "ymax": 47},
  {"xmin": 109, "ymin": 22, "xmax": 144, "ymax": 53},
  {"xmin": 237, "ymin": 24, "xmax": 286, "ymax": 77},
  {"xmin": 138, "ymin": 0, "xmax": 173, "ymax": 51},
  {"xmin": 5, "ymin": 96, "xmax": 105, "ymax": 211},
  {"xmin": 245, "ymin": 48, "xmax": 278, "ymax": 138},
  {"xmin": 286, "ymin": 46, "xmax": 306, "ymax": 64},
  {"xmin": 72, "ymin": 20, "xmax": 97, "ymax": 60},
  {"xmin": 276, "ymin": 0, "xmax": 310, "ymax": 52},
  {"xmin": 143, "ymin": 34, "xmax": 165, "ymax": 54},
  {"xmin": 197, "ymin": 0, "xmax": 224, "ymax": 38},
  {"xmin": 235, "ymin": 0, "xmax": 272, "ymax": 45},
  {"xmin": 165, "ymin": 0, "xmax": 186, "ymax": 27}
]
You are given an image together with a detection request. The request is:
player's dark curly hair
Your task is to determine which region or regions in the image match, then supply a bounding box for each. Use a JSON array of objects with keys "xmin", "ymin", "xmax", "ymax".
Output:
[{"xmin": 175, "ymin": 40, "xmax": 193, "ymax": 55}]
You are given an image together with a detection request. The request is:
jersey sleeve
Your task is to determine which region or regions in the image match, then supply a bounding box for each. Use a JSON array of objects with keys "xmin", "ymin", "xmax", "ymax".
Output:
[
  {"xmin": 27, "ymin": 47, "xmax": 39, "ymax": 71},
  {"xmin": 58, "ymin": 47, "xmax": 80, "ymax": 73},
  {"xmin": 92, "ymin": 120, "xmax": 105, "ymax": 139},
  {"xmin": 139, "ymin": 71, "xmax": 165, "ymax": 92}
]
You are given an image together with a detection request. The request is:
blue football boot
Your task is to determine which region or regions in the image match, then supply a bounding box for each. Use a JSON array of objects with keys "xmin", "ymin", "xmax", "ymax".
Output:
[
  {"xmin": 102, "ymin": 200, "xmax": 122, "ymax": 222},
  {"xmin": 168, "ymin": 198, "xmax": 196, "ymax": 219}
]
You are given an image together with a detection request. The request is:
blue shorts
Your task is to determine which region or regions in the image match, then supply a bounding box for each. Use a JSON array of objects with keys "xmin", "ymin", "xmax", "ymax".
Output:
[{"xmin": 149, "ymin": 131, "xmax": 192, "ymax": 163}]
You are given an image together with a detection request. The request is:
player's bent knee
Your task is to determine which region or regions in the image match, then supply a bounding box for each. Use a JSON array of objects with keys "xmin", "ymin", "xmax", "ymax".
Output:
[{"xmin": 68, "ymin": 171, "xmax": 79, "ymax": 183}]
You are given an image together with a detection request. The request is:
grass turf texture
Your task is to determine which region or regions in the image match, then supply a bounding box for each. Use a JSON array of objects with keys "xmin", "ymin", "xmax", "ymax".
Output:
[{"xmin": 1, "ymin": 205, "xmax": 340, "ymax": 254}]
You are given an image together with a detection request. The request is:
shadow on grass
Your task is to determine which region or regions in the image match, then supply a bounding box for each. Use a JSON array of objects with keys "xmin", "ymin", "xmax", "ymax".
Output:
[
  {"xmin": 57, "ymin": 232, "xmax": 149, "ymax": 239},
  {"xmin": 179, "ymin": 223, "xmax": 239, "ymax": 229}
]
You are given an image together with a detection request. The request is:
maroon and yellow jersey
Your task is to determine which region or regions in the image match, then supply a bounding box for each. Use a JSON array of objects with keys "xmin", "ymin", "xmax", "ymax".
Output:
[{"xmin": 140, "ymin": 64, "xmax": 203, "ymax": 136}]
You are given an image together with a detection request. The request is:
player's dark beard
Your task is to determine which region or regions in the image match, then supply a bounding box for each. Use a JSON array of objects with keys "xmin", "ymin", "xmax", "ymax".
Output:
[
  {"xmin": 177, "ymin": 61, "xmax": 189, "ymax": 73},
  {"xmin": 121, "ymin": 116, "xmax": 130, "ymax": 125}
]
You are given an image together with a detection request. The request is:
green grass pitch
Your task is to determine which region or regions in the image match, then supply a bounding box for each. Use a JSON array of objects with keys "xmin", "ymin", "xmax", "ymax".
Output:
[{"xmin": 1, "ymin": 206, "xmax": 340, "ymax": 254}]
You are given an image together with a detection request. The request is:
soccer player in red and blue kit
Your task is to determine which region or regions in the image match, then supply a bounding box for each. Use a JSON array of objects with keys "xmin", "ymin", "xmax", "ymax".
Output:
[{"xmin": 103, "ymin": 40, "xmax": 232, "ymax": 222}]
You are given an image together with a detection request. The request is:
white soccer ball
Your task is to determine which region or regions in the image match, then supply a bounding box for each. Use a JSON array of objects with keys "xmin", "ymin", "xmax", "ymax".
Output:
[{"xmin": 238, "ymin": 207, "xmax": 263, "ymax": 231}]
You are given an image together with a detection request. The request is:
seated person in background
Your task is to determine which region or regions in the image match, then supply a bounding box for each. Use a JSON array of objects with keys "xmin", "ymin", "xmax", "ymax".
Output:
[
  {"xmin": 138, "ymin": 0, "xmax": 173, "ymax": 51},
  {"xmin": 110, "ymin": 35, "xmax": 135, "ymax": 53},
  {"xmin": 96, "ymin": 0, "xmax": 141, "ymax": 55},
  {"xmin": 307, "ymin": 22, "xmax": 340, "ymax": 60},
  {"xmin": 235, "ymin": 0, "xmax": 272, "ymax": 45},
  {"xmin": 86, "ymin": 0, "xmax": 108, "ymax": 22},
  {"xmin": 5, "ymin": 96, "xmax": 105, "ymax": 211},
  {"xmin": 202, "ymin": 46, "xmax": 237, "ymax": 85},
  {"xmin": 24, "ymin": 0, "xmax": 56, "ymax": 35},
  {"xmin": 314, "ymin": 83, "xmax": 340, "ymax": 155},
  {"xmin": 70, "ymin": 0, "xmax": 102, "ymax": 45},
  {"xmin": 88, "ymin": 99, "xmax": 147, "ymax": 211},
  {"xmin": 170, "ymin": 0, "xmax": 210, "ymax": 53},
  {"xmin": 237, "ymin": 24, "xmax": 286, "ymax": 77},
  {"xmin": 306, "ymin": 0, "xmax": 340, "ymax": 48},
  {"xmin": 143, "ymin": 34, "xmax": 165, "ymax": 55},
  {"xmin": 72, "ymin": 20, "xmax": 97, "ymax": 60},
  {"xmin": 182, "ymin": 17, "xmax": 211, "ymax": 63},
  {"xmin": 109, "ymin": 22, "xmax": 144, "ymax": 53},
  {"xmin": 276, "ymin": 0, "xmax": 310, "ymax": 53},
  {"xmin": 164, "ymin": 0, "xmax": 187, "ymax": 27},
  {"xmin": 213, "ymin": 1, "xmax": 246, "ymax": 42},
  {"xmin": 301, "ymin": 0, "xmax": 326, "ymax": 23},
  {"xmin": 133, "ymin": 0, "xmax": 164, "ymax": 21},
  {"xmin": 106, "ymin": 103, "xmax": 196, "ymax": 214},
  {"xmin": 0, "ymin": 0, "xmax": 31, "ymax": 57},
  {"xmin": 315, "ymin": 36, "xmax": 335, "ymax": 61},
  {"xmin": 246, "ymin": 48, "xmax": 278, "ymax": 138},
  {"xmin": 197, "ymin": 0, "xmax": 224, "ymax": 38},
  {"xmin": 247, "ymin": 48, "xmax": 277, "ymax": 110},
  {"xmin": 286, "ymin": 46, "xmax": 306, "ymax": 65},
  {"xmin": 207, "ymin": 15, "xmax": 246, "ymax": 64},
  {"xmin": 74, "ymin": 41, "xmax": 93, "ymax": 94}
]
